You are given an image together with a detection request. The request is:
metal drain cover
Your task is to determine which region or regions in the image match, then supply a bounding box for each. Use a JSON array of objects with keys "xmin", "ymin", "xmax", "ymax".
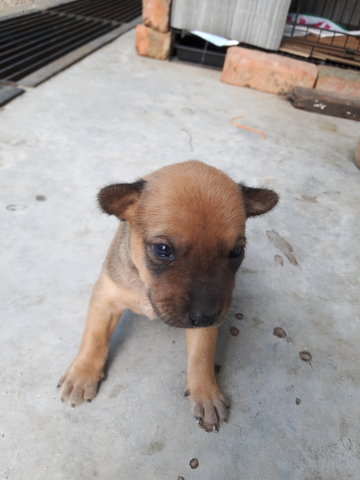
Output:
[
  {"xmin": 0, "ymin": 84, "xmax": 24, "ymax": 106},
  {"xmin": 0, "ymin": 0, "xmax": 142, "ymax": 87}
]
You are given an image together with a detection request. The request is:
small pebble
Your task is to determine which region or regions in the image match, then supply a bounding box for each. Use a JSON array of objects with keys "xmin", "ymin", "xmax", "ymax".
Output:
[
  {"xmin": 299, "ymin": 351, "xmax": 312, "ymax": 362},
  {"xmin": 189, "ymin": 458, "xmax": 199, "ymax": 469},
  {"xmin": 273, "ymin": 327, "xmax": 287, "ymax": 338},
  {"xmin": 35, "ymin": 195, "xmax": 46, "ymax": 201},
  {"xmin": 178, "ymin": 477, "xmax": 185, "ymax": 480},
  {"xmin": 230, "ymin": 326, "xmax": 239, "ymax": 336},
  {"xmin": 6, "ymin": 204, "xmax": 27, "ymax": 211},
  {"xmin": 235, "ymin": 313, "xmax": 244, "ymax": 320},
  {"xmin": 274, "ymin": 255, "xmax": 284, "ymax": 266},
  {"xmin": 295, "ymin": 398, "xmax": 301, "ymax": 405},
  {"xmin": 300, "ymin": 195, "xmax": 317, "ymax": 203}
]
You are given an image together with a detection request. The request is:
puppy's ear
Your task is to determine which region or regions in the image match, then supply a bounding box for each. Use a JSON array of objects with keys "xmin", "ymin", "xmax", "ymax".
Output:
[
  {"xmin": 240, "ymin": 184, "xmax": 279, "ymax": 218},
  {"xmin": 98, "ymin": 179, "xmax": 145, "ymax": 220}
]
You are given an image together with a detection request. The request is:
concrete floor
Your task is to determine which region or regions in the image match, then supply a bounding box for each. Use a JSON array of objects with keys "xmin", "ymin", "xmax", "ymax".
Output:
[
  {"xmin": 1, "ymin": 30, "xmax": 360, "ymax": 480},
  {"xmin": 0, "ymin": 0, "xmax": 73, "ymax": 18}
]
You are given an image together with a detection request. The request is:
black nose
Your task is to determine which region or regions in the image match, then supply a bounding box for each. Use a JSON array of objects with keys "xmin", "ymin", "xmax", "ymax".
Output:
[{"xmin": 189, "ymin": 310, "xmax": 217, "ymax": 327}]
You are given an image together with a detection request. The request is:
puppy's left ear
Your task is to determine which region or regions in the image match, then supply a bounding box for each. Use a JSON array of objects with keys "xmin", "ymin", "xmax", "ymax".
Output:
[
  {"xmin": 98, "ymin": 179, "xmax": 145, "ymax": 220},
  {"xmin": 240, "ymin": 184, "xmax": 279, "ymax": 218}
]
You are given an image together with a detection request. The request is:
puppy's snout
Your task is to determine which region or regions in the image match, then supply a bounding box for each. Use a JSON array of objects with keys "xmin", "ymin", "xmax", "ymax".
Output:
[
  {"xmin": 189, "ymin": 284, "xmax": 222, "ymax": 327},
  {"xmin": 189, "ymin": 310, "xmax": 218, "ymax": 328}
]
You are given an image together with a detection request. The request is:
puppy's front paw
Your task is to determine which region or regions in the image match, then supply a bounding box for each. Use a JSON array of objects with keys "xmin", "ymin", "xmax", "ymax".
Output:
[
  {"xmin": 186, "ymin": 384, "xmax": 230, "ymax": 432},
  {"xmin": 57, "ymin": 361, "xmax": 104, "ymax": 407}
]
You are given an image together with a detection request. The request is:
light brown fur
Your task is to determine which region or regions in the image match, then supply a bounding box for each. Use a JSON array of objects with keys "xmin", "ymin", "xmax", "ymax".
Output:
[{"xmin": 59, "ymin": 161, "xmax": 278, "ymax": 431}]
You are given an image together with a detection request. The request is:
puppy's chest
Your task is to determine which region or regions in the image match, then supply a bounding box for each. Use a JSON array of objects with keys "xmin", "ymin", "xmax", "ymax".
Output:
[
  {"xmin": 114, "ymin": 274, "xmax": 156, "ymax": 320},
  {"xmin": 133, "ymin": 292, "xmax": 157, "ymax": 320}
]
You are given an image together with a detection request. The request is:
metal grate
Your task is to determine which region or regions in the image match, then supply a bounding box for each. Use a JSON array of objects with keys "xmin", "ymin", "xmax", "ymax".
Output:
[
  {"xmin": 281, "ymin": 0, "xmax": 360, "ymax": 67},
  {"xmin": 0, "ymin": 0, "xmax": 142, "ymax": 87},
  {"xmin": 50, "ymin": 0, "xmax": 142, "ymax": 24},
  {"xmin": 0, "ymin": 84, "xmax": 24, "ymax": 106},
  {"xmin": 289, "ymin": 0, "xmax": 360, "ymax": 30}
]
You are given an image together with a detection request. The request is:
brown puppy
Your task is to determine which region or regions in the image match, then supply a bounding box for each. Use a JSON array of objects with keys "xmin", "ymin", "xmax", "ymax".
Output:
[{"xmin": 59, "ymin": 160, "xmax": 278, "ymax": 432}]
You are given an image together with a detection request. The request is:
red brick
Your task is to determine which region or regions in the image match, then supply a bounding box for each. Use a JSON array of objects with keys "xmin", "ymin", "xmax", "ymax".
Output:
[
  {"xmin": 135, "ymin": 24, "xmax": 171, "ymax": 60},
  {"xmin": 143, "ymin": 0, "xmax": 171, "ymax": 33},
  {"xmin": 316, "ymin": 66, "xmax": 360, "ymax": 98},
  {"xmin": 221, "ymin": 47, "xmax": 317, "ymax": 95}
]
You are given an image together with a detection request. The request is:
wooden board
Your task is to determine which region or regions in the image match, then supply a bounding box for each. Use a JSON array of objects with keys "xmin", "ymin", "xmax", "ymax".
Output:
[{"xmin": 289, "ymin": 87, "xmax": 360, "ymax": 121}]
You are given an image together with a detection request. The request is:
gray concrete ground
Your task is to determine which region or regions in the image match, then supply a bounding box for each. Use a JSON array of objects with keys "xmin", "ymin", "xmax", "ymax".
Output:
[
  {"xmin": 1, "ymin": 30, "xmax": 360, "ymax": 480},
  {"xmin": 0, "ymin": 0, "xmax": 72, "ymax": 18}
]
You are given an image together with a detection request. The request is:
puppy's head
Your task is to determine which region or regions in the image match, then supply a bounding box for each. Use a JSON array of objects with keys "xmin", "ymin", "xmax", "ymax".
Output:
[{"xmin": 98, "ymin": 161, "xmax": 278, "ymax": 328}]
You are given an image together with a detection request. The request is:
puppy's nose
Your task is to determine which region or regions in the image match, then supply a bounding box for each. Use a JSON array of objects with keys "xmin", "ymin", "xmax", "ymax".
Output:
[{"xmin": 189, "ymin": 310, "xmax": 217, "ymax": 327}]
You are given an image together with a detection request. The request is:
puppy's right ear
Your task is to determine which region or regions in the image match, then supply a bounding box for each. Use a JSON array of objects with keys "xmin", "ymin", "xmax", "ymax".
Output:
[{"xmin": 98, "ymin": 179, "xmax": 145, "ymax": 220}]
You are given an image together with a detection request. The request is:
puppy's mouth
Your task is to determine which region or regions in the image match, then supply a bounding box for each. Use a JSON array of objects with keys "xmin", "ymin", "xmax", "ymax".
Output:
[
  {"xmin": 150, "ymin": 301, "xmax": 192, "ymax": 328},
  {"xmin": 161, "ymin": 314, "xmax": 225, "ymax": 329},
  {"xmin": 147, "ymin": 289, "xmax": 229, "ymax": 328},
  {"xmin": 148, "ymin": 297, "xmax": 225, "ymax": 328},
  {"xmin": 171, "ymin": 317, "xmax": 224, "ymax": 329}
]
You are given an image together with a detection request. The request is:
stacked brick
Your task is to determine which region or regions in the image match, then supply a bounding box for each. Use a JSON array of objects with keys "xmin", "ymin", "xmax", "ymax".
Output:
[{"xmin": 136, "ymin": 0, "xmax": 172, "ymax": 60}]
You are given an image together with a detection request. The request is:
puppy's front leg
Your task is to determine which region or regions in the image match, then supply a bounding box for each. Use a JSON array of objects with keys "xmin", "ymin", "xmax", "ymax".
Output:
[
  {"xmin": 58, "ymin": 272, "xmax": 124, "ymax": 407},
  {"xmin": 185, "ymin": 327, "xmax": 229, "ymax": 432}
]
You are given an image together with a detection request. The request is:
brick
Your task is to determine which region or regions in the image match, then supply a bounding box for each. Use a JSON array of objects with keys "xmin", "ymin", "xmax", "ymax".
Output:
[
  {"xmin": 316, "ymin": 66, "xmax": 360, "ymax": 99},
  {"xmin": 221, "ymin": 47, "xmax": 317, "ymax": 95},
  {"xmin": 135, "ymin": 24, "xmax": 171, "ymax": 60},
  {"xmin": 143, "ymin": 0, "xmax": 171, "ymax": 33}
]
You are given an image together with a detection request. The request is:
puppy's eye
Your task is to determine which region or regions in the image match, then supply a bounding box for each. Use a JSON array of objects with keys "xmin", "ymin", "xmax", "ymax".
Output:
[
  {"xmin": 230, "ymin": 246, "xmax": 243, "ymax": 258},
  {"xmin": 153, "ymin": 243, "xmax": 174, "ymax": 259}
]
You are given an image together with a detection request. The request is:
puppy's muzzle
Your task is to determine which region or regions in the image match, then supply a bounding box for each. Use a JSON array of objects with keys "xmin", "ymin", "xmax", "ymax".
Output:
[
  {"xmin": 188, "ymin": 283, "xmax": 223, "ymax": 327},
  {"xmin": 189, "ymin": 308, "xmax": 220, "ymax": 328}
]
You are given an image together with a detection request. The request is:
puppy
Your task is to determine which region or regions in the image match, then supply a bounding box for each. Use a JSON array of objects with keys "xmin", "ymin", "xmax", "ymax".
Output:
[{"xmin": 58, "ymin": 160, "xmax": 278, "ymax": 432}]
